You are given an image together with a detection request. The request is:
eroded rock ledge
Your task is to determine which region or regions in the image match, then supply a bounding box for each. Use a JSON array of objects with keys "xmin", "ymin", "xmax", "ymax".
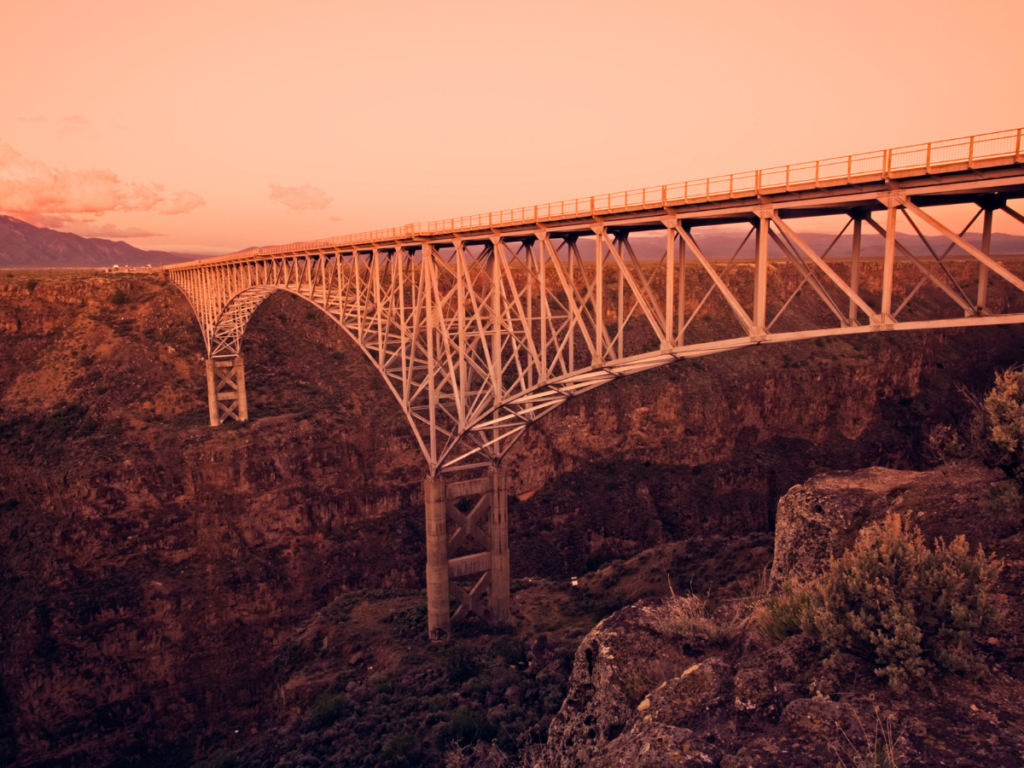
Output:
[{"xmin": 535, "ymin": 462, "xmax": 1024, "ymax": 768}]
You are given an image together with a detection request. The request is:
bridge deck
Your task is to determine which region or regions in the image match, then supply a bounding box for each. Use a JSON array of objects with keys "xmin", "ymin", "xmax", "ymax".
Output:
[
  {"xmin": 166, "ymin": 127, "xmax": 1024, "ymax": 639},
  {"xmin": 169, "ymin": 127, "xmax": 1023, "ymax": 267}
]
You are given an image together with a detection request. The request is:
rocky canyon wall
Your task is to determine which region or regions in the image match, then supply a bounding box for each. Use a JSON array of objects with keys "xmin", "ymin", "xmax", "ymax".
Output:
[{"xmin": 1, "ymin": 270, "xmax": 1023, "ymax": 766}]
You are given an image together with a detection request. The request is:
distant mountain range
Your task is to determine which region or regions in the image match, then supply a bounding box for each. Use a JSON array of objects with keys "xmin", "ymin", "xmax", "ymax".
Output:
[
  {"xmin": 4, "ymin": 212, "xmax": 1022, "ymax": 270},
  {"xmin": 0, "ymin": 215, "xmax": 203, "ymax": 268},
  {"xmin": 628, "ymin": 229, "xmax": 1024, "ymax": 260}
]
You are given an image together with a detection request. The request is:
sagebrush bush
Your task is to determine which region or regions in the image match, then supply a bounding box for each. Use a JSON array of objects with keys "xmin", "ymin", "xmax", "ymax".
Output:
[
  {"xmin": 803, "ymin": 513, "xmax": 1002, "ymax": 692},
  {"xmin": 985, "ymin": 367, "xmax": 1024, "ymax": 472},
  {"xmin": 753, "ymin": 581, "xmax": 812, "ymax": 642}
]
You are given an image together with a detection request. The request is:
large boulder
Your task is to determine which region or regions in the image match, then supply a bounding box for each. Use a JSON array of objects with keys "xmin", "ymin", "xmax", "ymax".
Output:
[
  {"xmin": 536, "ymin": 597, "xmax": 709, "ymax": 768},
  {"xmin": 770, "ymin": 467, "xmax": 917, "ymax": 586},
  {"xmin": 770, "ymin": 464, "xmax": 1003, "ymax": 586}
]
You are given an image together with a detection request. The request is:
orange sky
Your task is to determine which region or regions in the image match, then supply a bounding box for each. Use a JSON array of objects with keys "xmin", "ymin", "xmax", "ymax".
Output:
[{"xmin": 2, "ymin": 0, "xmax": 1023, "ymax": 255}]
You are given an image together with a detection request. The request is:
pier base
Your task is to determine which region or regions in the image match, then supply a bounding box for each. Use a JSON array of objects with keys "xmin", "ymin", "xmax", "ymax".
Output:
[
  {"xmin": 424, "ymin": 464, "xmax": 510, "ymax": 641},
  {"xmin": 205, "ymin": 355, "xmax": 248, "ymax": 426}
]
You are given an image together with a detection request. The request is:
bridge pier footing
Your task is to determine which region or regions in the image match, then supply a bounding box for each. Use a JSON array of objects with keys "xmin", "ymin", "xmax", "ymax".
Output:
[
  {"xmin": 205, "ymin": 355, "xmax": 248, "ymax": 426},
  {"xmin": 424, "ymin": 464, "xmax": 511, "ymax": 641}
]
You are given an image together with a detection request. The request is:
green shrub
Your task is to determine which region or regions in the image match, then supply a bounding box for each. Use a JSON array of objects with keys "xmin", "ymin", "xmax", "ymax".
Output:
[
  {"xmin": 111, "ymin": 288, "xmax": 126, "ymax": 305},
  {"xmin": 985, "ymin": 367, "xmax": 1024, "ymax": 472},
  {"xmin": 982, "ymin": 480, "xmax": 1024, "ymax": 532},
  {"xmin": 754, "ymin": 581, "xmax": 813, "ymax": 642},
  {"xmin": 492, "ymin": 635, "xmax": 527, "ymax": 666},
  {"xmin": 803, "ymin": 513, "xmax": 1002, "ymax": 692},
  {"xmin": 305, "ymin": 692, "xmax": 350, "ymax": 730},
  {"xmin": 440, "ymin": 706, "xmax": 486, "ymax": 746},
  {"xmin": 26, "ymin": 278, "xmax": 38, "ymax": 291},
  {"xmin": 380, "ymin": 731, "xmax": 417, "ymax": 763},
  {"xmin": 444, "ymin": 643, "xmax": 480, "ymax": 684}
]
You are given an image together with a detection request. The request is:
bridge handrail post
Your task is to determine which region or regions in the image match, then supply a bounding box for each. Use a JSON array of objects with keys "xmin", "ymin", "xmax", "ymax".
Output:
[{"xmin": 1016, "ymin": 128, "xmax": 1022, "ymax": 163}]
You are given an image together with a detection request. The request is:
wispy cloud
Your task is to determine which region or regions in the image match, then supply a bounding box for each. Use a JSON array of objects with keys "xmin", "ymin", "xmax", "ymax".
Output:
[
  {"xmin": 269, "ymin": 183, "xmax": 332, "ymax": 211},
  {"xmin": 0, "ymin": 142, "xmax": 206, "ymax": 228},
  {"xmin": 64, "ymin": 222, "xmax": 164, "ymax": 239},
  {"xmin": 159, "ymin": 190, "xmax": 205, "ymax": 215}
]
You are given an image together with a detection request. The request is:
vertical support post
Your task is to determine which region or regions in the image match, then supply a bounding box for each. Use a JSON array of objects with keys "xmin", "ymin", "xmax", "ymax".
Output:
[
  {"xmin": 540, "ymin": 236, "xmax": 549, "ymax": 383},
  {"xmin": 753, "ymin": 213, "xmax": 769, "ymax": 337},
  {"xmin": 455, "ymin": 241, "xmax": 468, "ymax": 429},
  {"xmin": 616, "ymin": 238, "xmax": 624, "ymax": 359},
  {"xmin": 677, "ymin": 228, "xmax": 686, "ymax": 346},
  {"xmin": 205, "ymin": 358, "xmax": 220, "ymax": 427},
  {"xmin": 424, "ymin": 475, "xmax": 451, "ymax": 641},
  {"xmin": 880, "ymin": 200, "xmax": 899, "ymax": 326},
  {"xmin": 490, "ymin": 238, "xmax": 502, "ymax": 404},
  {"xmin": 593, "ymin": 229, "xmax": 604, "ymax": 366},
  {"xmin": 568, "ymin": 239, "xmax": 575, "ymax": 371},
  {"xmin": 849, "ymin": 216, "xmax": 862, "ymax": 325},
  {"xmin": 977, "ymin": 206, "xmax": 994, "ymax": 313},
  {"xmin": 234, "ymin": 357, "xmax": 248, "ymax": 422},
  {"xmin": 526, "ymin": 240, "xmax": 534, "ymax": 389},
  {"xmin": 489, "ymin": 464, "xmax": 510, "ymax": 624},
  {"xmin": 663, "ymin": 225, "xmax": 674, "ymax": 351},
  {"xmin": 424, "ymin": 245, "xmax": 438, "ymax": 467}
]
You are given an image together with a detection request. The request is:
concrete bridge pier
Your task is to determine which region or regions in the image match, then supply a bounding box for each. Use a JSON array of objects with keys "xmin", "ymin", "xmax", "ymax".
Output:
[
  {"xmin": 205, "ymin": 355, "xmax": 248, "ymax": 426},
  {"xmin": 424, "ymin": 464, "xmax": 510, "ymax": 641}
]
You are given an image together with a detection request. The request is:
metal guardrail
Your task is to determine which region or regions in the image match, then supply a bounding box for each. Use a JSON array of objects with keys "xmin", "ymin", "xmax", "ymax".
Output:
[{"xmin": 179, "ymin": 127, "xmax": 1024, "ymax": 265}]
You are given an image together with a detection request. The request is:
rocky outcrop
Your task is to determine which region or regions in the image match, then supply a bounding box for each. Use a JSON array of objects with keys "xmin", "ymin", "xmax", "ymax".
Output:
[
  {"xmin": 769, "ymin": 467, "xmax": 920, "ymax": 585},
  {"xmin": 536, "ymin": 463, "xmax": 1024, "ymax": 768},
  {"xmin": 771, "ymin": 464, "xmax": 1006, "ymax": 586},
  {"xmin": 538, "ymin": 598, "xmax": 705, "ymax": 768}
]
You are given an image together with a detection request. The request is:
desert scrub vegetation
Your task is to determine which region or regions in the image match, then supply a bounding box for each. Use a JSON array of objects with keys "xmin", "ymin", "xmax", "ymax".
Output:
[
  {"xmin": 985, "ymin": 365, "xmax": 1024, "ymax": 475},
  {"xmin": 752, "ymin": 580, "xmax": 812, "ymax": 643},
  {"xmin": 771, "ymin": 514, "xmax": 1004, "ymax": 692}
]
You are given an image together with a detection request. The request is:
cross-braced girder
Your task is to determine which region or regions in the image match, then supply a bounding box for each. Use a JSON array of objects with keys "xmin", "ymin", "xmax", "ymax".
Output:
[
  {"xmin": 167, "ymin": 129, "xmax": 1024, "ymax": 473},
  {"xmin": 166, "ymin": 128, "xmax": 1024, "ymax": 640}
]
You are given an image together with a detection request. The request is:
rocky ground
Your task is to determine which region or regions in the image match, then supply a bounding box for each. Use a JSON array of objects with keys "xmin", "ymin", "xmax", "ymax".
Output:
[
  {"xmin": 2, "ymin": 269, "xmax": 1024, "ymax": 766},
  {"xmin": 538, "ymin": 464, "xmax": 1024, "ymax": 768}
]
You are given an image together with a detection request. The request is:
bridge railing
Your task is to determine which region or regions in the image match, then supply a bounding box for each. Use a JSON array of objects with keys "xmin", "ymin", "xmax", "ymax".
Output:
[{"xmin": 170, "ymin": 127, "xmax": 1022, "ymax": 267}]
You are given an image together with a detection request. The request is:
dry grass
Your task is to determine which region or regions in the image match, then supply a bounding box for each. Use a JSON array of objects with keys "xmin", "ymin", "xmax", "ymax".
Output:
[{"xmin": 830, "ymin": 707, "xmax": 907, "ymax": 768}]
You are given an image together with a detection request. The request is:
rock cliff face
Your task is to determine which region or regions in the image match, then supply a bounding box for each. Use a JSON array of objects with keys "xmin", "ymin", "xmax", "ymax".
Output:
[
  {"xmin": 2, "ymin": 271, "xmax": 1024, "ymax": 766},
  {"xmin": 537, "ymin": 463, "xmax": 1024, "ymax": 768},
  {"xmin": 770, "ymin": 464, "xmax": 1008, "ymax": 586}
]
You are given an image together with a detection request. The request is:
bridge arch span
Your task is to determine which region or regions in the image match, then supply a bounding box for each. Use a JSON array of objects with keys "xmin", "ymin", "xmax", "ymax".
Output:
[{"xmin": 167, "ymin": 127, "xmax": 1024, "ymax": 639}]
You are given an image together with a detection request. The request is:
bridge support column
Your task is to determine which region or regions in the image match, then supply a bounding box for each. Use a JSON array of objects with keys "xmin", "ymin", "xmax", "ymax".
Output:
[
  {"xmin": 423, "ymin": 464, "xmax": 512, "ymax": 641},
  {"xmin": 488, "ymin": 465, "xmax": 510, "ymax": 623},
  {"xmin": 424, "ymin": 475, "xmax": 451, "ymax": 641},
  {"xmin": 205, "ymin": 355, "xmax": 248, "ymax": 426}
]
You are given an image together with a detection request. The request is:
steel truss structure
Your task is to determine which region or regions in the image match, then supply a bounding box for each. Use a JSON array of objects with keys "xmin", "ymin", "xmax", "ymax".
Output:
[{"xmin": 169, "ymin": 128, "xmax": 1024, "ymax": 638}]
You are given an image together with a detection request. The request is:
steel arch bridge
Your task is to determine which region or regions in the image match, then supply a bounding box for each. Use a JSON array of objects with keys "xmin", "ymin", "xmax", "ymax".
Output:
[{"xmin": 168, "ymin": 127, "xmax": 1024, "ymax": 640}]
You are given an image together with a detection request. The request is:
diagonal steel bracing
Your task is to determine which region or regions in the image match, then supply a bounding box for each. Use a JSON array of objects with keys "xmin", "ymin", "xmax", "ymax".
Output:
[{"xmin": 166, "ymin": 128, "xmax": 1024, "ymax": 638}]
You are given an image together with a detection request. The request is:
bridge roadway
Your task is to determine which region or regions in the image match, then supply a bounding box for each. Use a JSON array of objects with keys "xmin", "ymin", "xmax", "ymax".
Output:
[{"xmin": 168, "ymin": 128, "xmax": 1024, "ymax": 640}]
